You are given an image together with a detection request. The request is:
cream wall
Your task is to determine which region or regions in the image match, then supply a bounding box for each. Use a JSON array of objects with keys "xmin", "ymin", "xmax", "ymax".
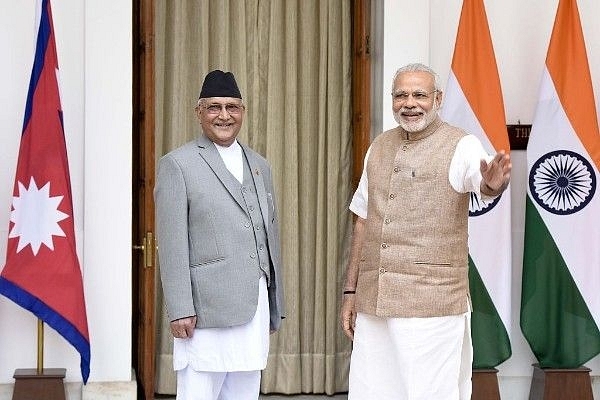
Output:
[
  {"xmin": 0, "ymin": 1, "xmax": 133, "ymax": 399},
  {"xmin": 1, "ymin": 1, "xmax": 600, "ymax": 400},
  {"xmin": 378, "ymin": 1, "xmax": 600, "ymax": 399}
]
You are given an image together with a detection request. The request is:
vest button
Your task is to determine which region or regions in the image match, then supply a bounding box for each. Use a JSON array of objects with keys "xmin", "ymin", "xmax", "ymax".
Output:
[
  {"xmin": 379, "ymin": 267, "xmax": 386, "ymax": 274},
  {"xmin": 384, "ymin": 218, "xmax": 391, "ymax": 224},
  {"xmin": 250, "ymin": 253, "xmax": 256, "ymax": 259},
  {"xmin": 402, "ymin": 145, "xmax": 408, "ymax": 151},
  {"xmin": 389, "ymin": 193, "xmax": 395, "ymax": 199},
  {"xmin": 393, "ymin": 166, "xmax": 400, "ymax": 173},
  {"xmin": 381, "ymin": 243, "xmax": 388, "ymax": 249},
  {"xmin": 244, "ymin": 222, "xmax": 251, "ymax": 228},
  {"xmin": 249, "ymin": 205, "xmax": 254, "ymax": 211}
]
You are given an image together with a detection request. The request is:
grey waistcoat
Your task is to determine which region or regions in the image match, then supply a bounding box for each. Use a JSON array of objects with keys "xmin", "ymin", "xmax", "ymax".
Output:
[{"xmin": 241, "ymin": 155, "xmax": 271, "ymax": 284}]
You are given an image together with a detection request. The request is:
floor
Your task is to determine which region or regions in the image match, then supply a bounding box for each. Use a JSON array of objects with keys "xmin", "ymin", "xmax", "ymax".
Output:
[
  {"xmin": 259, "ymin": 396, "xmax": 347, "ymax": 400},
  {"xmin": 158, "ymin": 394, "xmax": 348, "ymax": 399}
]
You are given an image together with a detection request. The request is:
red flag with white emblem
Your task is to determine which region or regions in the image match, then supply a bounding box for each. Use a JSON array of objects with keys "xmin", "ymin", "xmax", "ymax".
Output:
[{"xmin": 0, "ymin": 0, "xmax": 90, "ymax": 383}]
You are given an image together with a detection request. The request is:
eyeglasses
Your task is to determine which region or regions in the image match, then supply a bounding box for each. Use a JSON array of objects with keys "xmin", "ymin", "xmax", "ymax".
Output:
[
  {"xmin": 392, "ymin": 90, "xmax": 438, "ymax": 102},
  {"xmin": 202, "ymin": 103, "xmax": 245, "ymax": 115}
]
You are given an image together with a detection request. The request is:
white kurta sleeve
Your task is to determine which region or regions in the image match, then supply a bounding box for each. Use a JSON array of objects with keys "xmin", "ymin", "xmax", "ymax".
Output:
[
  {"xmin": 448, "ymin": 135, "xmax": 495, "ymax": 198},
  {"xmin": 349, "ymin": 146, "xmax": 372, "ymax": 219}
]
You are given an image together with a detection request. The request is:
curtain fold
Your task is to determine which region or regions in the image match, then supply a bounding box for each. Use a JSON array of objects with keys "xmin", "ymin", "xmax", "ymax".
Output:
[{"xmin": 154, "ymin": 1, "xmax": 352, "ymax": 394}]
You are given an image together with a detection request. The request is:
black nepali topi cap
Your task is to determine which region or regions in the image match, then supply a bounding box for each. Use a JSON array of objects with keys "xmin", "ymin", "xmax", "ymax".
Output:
[{"xmin": 198, "ymin": 70, "xmax": 242, "ymax": 99}]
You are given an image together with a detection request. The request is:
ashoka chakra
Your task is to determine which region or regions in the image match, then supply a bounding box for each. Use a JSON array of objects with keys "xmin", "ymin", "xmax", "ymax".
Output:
[
  {"xmin": 529, "ymin": 150, "xmax": 596, "ymax": 215},
  {"xmin": 469, "ymin": 192, "xmax": 501, "ymax": 217}
]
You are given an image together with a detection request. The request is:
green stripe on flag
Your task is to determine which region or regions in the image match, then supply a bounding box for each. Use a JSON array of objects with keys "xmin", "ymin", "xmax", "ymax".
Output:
[
  {"xmin": 469, "ymin": 256, "xmax": 512, "ymax": 368},
  {"xmin": 521, "ymin": 196, "xmax": 600, "ymax": 368}
]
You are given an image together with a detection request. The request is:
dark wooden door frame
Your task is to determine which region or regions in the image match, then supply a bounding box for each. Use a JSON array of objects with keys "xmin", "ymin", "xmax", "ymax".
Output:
[
  {"xmin": 131, "ymin": 2, "xmax": 370, "ymax": 398},
  {"xmin": 132, "ymin": 0, "xmax": 155, "ymax": 399},
  {"xmin": 352, "ymin": 0, "xmax": 371, "ymax": 189}
]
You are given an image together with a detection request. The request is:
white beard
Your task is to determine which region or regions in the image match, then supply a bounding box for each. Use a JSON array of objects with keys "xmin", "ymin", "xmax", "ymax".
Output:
[{"xmin": 394, "ymin": 102, "xmax": 440, "ymax": 132}]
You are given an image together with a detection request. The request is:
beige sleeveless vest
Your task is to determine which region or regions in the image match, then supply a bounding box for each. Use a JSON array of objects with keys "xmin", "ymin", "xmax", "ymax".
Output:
[{"xmin": 355, "ymin": 117, "xmax": 470, "ymax": 318}]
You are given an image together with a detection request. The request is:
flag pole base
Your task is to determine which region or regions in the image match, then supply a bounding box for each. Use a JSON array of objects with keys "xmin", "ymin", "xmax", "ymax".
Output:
[
  {"xmin": 528, "ymin": 363, "xmax": 593, "ymax": 400},
  {"xmin": 472, "ymin": 368, "xmax": 500, "ymax": 400},
  {"xmin": 11, "ymin": 368, "xmax": 66, "ymax": 400}
]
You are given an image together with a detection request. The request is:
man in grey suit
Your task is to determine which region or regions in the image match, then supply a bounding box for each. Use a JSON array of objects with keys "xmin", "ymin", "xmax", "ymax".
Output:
[{"xmin": 155, "ymin": 70, "xmax": 285, "ymax": 400}]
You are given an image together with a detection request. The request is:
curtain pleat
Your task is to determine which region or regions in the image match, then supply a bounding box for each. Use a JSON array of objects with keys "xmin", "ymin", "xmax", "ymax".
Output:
[{"xmin": 154, "ymin": 1, "xmax": 352, "ymax": 394}]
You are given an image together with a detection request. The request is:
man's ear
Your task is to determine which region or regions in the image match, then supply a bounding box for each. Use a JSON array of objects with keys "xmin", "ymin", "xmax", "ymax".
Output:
[{"xmin": 435, "ymin": 90, "xmax": 443, "ymax": 108}]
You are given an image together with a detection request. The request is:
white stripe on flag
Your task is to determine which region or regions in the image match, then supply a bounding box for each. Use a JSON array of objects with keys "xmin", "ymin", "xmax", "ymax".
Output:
[
  {"xmin": 441, "ymin": 71, "xmax": 512, "ymax": 333},
  {"xmin": 527, "ymin": 68, "xmax": 600, "ymax": 329}
]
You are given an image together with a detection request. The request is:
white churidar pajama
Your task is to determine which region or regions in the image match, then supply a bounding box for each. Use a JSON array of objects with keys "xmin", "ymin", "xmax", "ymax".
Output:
[
  {"xmin": 175, "ymin": 141, "xmax": 270, "ymax": 400},
  {"xmin": 348, "ymin": 312, "xmax": 472, "ymax": 400}
]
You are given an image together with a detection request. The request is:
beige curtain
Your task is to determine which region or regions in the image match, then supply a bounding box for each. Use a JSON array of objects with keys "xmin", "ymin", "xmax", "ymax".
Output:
[{"xmin": 154, "ymin": 0, "xmax": 353, "ymax": 394}]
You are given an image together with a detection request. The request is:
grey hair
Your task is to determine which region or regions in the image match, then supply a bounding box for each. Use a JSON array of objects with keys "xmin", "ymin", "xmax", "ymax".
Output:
[{"xmin": 392, "ymin": 63, "xmax": 442, "ymax": 92}]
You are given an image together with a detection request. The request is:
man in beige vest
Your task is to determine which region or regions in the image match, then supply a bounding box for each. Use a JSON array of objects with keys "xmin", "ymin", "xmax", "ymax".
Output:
[{"xmin": 340, "ymin": 63, "xmax": 511, "ymax": 400}]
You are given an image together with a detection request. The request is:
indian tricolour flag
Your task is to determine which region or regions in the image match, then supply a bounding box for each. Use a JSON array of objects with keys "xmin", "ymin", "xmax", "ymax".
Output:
[
  {"xmin": 440, "ymin": 0, "xmax": 511, "ymax": 368},
  {"xmin": 521, "ymin": 0, "xmax": 600, "ymax": 368}
]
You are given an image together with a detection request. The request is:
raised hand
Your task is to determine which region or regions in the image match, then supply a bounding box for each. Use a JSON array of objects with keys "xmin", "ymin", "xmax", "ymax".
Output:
[{"xmin": 480, "ymin": 150, "xmax": 511, "ymax": 194}]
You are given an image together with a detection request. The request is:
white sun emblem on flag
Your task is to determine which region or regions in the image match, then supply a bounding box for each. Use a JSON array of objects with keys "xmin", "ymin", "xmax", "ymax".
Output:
[{"xmin": 9, "ymin": 177, "xmax": 68, "ymax": 256}]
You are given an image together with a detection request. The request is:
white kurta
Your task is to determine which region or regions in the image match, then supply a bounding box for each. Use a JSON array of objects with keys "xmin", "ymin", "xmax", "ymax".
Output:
[
  {"xmin": 348, "ymin": 133, "xmax": 491, "ymax": 399},
  {"xmin": 173, "ymin": 140, "xmax": 270, "ymax": 373},
  {"xmin": 173, "ymin": 276, "xmax": 270, "ymax": 372}
]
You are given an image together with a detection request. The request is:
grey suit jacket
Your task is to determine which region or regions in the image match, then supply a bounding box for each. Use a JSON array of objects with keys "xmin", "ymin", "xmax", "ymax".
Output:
[{"xmin": 155, "ymin": 134, "xmax": 285, "ymax": 331}]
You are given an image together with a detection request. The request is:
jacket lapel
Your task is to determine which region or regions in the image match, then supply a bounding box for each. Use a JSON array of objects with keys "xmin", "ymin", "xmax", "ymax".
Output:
[{"xmin": 196, "ymin": 135, "xmax": 246, "ymax": 210}]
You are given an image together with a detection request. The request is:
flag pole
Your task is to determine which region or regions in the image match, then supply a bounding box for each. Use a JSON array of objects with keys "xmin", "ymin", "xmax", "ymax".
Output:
[
  {"xmin": 37, "ymin": 319, "xmax": 44, "ymax": 374},
  {"xmin": 11, "ymin": 319, "xmax": 66, "ymax": 400}
]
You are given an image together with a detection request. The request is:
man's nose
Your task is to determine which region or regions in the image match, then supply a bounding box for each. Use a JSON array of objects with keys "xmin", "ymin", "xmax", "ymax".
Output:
[
  {"xmin": 218, "ymin": 107, "xmax": 231, "ymax": 118},
  {"xmin": 404, "ymin": 96, "xmax": 417, "ymax": 107}
]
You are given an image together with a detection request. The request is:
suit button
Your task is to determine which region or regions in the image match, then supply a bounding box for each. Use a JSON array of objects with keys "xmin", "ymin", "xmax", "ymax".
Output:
[
  {"xmin": 250, "ymin": 253, "xmax": 256, "ymax": 259},
  {"xmin": 389, "ymin": 193, "xmax": 395, "ymax": 199},
  {"xmin": 379, "ymin": 267, "xmax": 386, "ymax": 274},
  {"xmin": 244, "ymin": 222, "xmax": 251, "ymax": 228},
  {"xmin": 255, "ymin": 226, "xmax": 261, "ymax": 230},
  {"xmin": 259, "ymin": 244, "xmax": 264, "ymax": 251},
  {"xmin": 249, "ymin": 205, "xmax": 254, "ymax": 211},
  {"xmin": 381, "ymin": 243, "xmax": 388, "ymax": 249},
  {"xmin": 393, "ymin": 166, "xmax": 400, "ymax": 173},
  {"xmin": 384, "ymin": 218, "xmax": 391, "ymax": 224}
]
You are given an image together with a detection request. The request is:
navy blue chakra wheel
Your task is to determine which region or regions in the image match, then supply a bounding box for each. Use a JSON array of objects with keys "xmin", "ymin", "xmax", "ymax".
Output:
[
  {"xmin": 529, "ymin": 150, "xmax": 596, "ymax": 215},
  {"xmin": 469, "ymin": 191, "xmax": 501, "ymax": 217}
]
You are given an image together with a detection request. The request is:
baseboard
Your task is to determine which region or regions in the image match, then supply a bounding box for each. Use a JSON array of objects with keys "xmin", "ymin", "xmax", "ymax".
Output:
[
  {"xmin": 0, "ymin": 374, "xmax": 598, "ymax": 399},
  {"xmin": 0, "ymin": 379, "xmax": 136, "ymax": 400}
]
